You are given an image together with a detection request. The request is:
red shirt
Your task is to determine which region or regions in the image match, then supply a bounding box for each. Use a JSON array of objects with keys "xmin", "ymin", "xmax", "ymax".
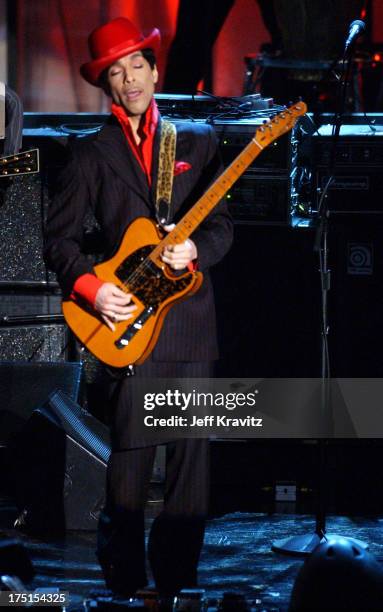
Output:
[{"xmin": 111, "ymin": 98, "xmax": 159, "ymax": 186}]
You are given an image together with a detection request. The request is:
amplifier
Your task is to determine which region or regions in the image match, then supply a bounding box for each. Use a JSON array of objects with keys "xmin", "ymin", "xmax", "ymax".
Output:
[
  {"xmin": 0, "ymin": 174, "xmax": 56, "ymax": 283},
  {"xmin": 315, "ymin": 168, "xmax": 383, "ymax": 215},
  {"xmin": 215, "ymin": 123, "xmax": 292, "ymax": 225},
  {"xmin": 217, "ymin": 124, "xmax": 290, "ymax": 172},
  {"xmin": 23, "ymin": 111, "xmax": 294, "ymax": 226},
  {"xmin": 0, "ymin": 122, "xmax": 102, "ymax": 286},
  {"xmin": 312, "ymin": 123, "xmax": 383, "ymax": 215},
  {"xmin": 171, "ymin": 117, "xmax": 293, "ymax": 225},
  {"xmin": 225, "ymin": 173, "xmax": 290, "ymax": 225}
]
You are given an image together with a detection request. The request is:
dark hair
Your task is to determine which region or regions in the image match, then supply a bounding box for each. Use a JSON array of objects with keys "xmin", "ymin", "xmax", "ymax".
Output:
[
  {"xmin": 141, "ymin": 48, "xmax": 156, "ymax": 69},
  {"xmin": 98, "ymin": 47, "xmax": 157, "ymax": 92}
]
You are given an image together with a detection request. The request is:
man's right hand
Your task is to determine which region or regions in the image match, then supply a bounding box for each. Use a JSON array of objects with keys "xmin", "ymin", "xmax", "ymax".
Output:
[{"xmin": 94, "ymin": 282, "xmax": 137, "ymax": 331}]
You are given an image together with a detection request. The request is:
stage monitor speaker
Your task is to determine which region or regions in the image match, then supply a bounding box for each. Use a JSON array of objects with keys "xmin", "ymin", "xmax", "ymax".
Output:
[
  {"xmin": 9, "ymin": 389, "xmax": 165, "ymax": 532},
  {"xmin": 0, "ymin": 361, "xmax": 81, "ymax": 444},
  {"xmin": 10, "ymin": 390, "xmax": 110, "ymax": 533}
]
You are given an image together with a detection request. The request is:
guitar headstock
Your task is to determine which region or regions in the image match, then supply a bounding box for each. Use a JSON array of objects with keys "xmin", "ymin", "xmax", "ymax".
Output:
[
  {"xmin": 0, "ymin": 148, "xmax": 40, "ymax": 178},
  {"xmin": 253, "ymin": 102, "xmax": 307, "ymax": 148}
]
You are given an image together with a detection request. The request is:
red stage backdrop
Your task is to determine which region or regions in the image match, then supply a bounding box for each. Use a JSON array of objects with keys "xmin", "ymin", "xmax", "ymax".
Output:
[
  {"xmin": 14, "ymin": 0, "xmax": 383, "ymax": 111},
  {"xmin": 15, "ymin": 0, "xmax": 271, "ymax": 111}
]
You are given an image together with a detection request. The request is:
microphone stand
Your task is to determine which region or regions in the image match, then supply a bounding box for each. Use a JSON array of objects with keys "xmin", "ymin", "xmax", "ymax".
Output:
[{"xmin": 272, "ymin": 40, "xmax": 368, "ymax": 555}]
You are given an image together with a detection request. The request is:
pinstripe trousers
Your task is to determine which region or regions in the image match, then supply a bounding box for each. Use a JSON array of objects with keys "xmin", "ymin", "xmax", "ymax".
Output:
[{"xmin": 97, "ymin": 359, "xmax": 213, "ymax": 596}]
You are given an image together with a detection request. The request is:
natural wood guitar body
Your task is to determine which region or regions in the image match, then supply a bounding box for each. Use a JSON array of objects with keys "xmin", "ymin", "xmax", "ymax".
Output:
[{"xmin": 63, "ymin": 217, "xmax": 203, "ymax": 367}]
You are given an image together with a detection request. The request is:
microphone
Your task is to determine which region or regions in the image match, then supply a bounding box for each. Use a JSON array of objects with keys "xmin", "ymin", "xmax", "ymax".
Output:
[{"xmin": 345, "ymin": 19, "xmax": 365, "ymax": 51}]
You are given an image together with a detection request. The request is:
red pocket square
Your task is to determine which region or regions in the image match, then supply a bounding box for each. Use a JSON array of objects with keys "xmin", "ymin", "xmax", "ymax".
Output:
[{"xmin": 174, "ymin": 161, "xmax": 192, "ymax": 176}]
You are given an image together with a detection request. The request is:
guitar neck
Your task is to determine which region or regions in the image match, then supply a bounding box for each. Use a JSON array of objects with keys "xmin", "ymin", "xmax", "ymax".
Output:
[{"xmin": 149, "ymin": 103, "xmax": 307, "ymax": 265}]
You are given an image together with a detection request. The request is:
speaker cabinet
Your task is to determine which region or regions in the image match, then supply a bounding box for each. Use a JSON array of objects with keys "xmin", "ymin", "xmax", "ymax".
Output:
[
  {"xmin": 329, "ymin": 220, "xmax": 383, "ymax": 376},
  {"xmin": 0, "ymin": 174, "xmax": 54, "ymax": 283}
]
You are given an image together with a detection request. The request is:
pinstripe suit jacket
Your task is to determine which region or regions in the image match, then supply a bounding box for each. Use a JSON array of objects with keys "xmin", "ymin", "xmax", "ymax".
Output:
[{"xmin": 44, "ymin": 114, "xmax": 233, "ymax": 362}]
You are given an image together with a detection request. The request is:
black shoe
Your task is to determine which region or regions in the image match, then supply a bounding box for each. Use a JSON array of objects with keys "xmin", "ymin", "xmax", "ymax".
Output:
[{"xmin": 101, "ymin": 562, "xmax": 146, "ymax": 598}]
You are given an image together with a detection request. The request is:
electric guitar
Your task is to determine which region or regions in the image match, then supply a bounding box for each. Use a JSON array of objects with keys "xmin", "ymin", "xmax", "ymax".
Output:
[
  {"xmin": 0, "ymin": 149, "xmax": 40, "ymax": 177},
  {"xmin": 63, "ymin": 102, "xmax": 307, "ymax": 367}
]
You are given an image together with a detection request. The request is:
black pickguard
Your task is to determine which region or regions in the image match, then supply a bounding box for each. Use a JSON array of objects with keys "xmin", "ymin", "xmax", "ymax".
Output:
[{"xmin": 115, "ymin": 245, "xmax": 193, "ymax": 311}]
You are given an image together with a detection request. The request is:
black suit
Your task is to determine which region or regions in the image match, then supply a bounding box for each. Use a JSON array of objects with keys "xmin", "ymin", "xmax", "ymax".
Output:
[
  {"xmin": 44, "ymin": 113, "xmax": 233, "ymax": 595},
  {"xmin": 45, "ymin": 116, "xmax": 232, "ymax": 360}
]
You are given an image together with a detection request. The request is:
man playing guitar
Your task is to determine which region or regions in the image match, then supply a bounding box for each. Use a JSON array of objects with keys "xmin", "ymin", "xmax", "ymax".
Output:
[{"xmin": 44, "ymin": 16, "xmax": 233, "ymax": 598}]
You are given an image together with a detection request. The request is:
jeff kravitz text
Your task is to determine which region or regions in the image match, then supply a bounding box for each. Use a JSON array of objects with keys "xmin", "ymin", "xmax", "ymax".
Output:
[{"xmin": 143, "ymin": 414, "xmax": 263, "ymax": 427}]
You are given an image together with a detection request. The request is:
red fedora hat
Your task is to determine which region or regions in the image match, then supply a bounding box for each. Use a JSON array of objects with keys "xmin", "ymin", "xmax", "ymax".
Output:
[{"xmin": 80, "ymin": 17, "xmax": 161, "ymax": 86}]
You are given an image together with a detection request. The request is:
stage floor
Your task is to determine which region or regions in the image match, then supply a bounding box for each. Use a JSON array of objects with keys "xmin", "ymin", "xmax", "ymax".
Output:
[{"xmin": 1, "ymin": 499, "xmax": 383, "ymax": 611}]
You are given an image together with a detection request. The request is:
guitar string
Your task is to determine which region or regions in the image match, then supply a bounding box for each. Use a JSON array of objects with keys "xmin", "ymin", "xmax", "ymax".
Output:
[
  {"xmin": 119, "ymin": 137, "xmax": 259, "ymax": 289},
  {"xmin": 119, "ymin": 143, "xmax": 273, "ymax": 290},
  {"xmin": 118, "ymin": 186, "xmax": 218, "ymax": 289},
  {"xmin": 113, "ymin": 109, "xmax": 299, "ymax": 294}
]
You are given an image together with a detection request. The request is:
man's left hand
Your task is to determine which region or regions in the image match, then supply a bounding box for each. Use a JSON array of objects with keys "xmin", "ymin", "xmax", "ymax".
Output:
[{"xmin": 161, "ymin": 224, "xmax": 197, "ymax": 270}]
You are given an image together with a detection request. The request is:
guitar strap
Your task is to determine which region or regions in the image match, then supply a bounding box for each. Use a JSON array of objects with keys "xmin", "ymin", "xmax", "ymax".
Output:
[{"xmin": 155, "ymin": 119, "xmax": 177, "ymax": 226}]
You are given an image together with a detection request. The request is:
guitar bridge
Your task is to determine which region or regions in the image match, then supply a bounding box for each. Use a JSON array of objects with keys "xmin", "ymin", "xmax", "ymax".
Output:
[{"xmin": 115, "ymin": 306, "xmax": 155, "ymax": 350}]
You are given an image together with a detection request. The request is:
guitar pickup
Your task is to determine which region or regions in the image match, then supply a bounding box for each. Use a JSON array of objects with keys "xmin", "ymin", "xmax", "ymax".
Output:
[{"xmin": 115, "ymin": 306, "xmax": 154, "ymax": 349}]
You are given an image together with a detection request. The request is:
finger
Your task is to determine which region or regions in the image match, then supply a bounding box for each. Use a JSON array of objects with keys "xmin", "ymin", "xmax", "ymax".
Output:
[
  {"xmin": 101, "ymin": 314, "xmax": 115, "ymax": 332},
  {"xmin": 103, "ymin": 297, "xmax": 134, "ymax": 309},
  {"xmin": 171, "ymin": 243, "xmax": 192, "ymax": 254},
  {"xmin": 163, "ymin": 224, "xmax": 175, "ymax": 232},
  {"xmin": 163, "ymin": 247, "xmax": 188, "ymax": 259},
  {"xmin": 111, "ymin": 287, "xmax": 133, "ymax": 300},
  {"xmin": 106, "ymin": 304, "xmax": 137, "ymax": 315},
  {"xmin": 161, "ymin": 253, "xmax": 175, "ymax": 264},
  {"xmin": 103, "ymin": 298, "xmax": 137, "ymax": 310},
  {"xmin": 103, "ymin": 308, "xmax": 135, "ymax": 321},
  {"xmin": 162, "ymin": 258, "xmax": 189, "ymax": 270},
  {"xmin": 162, "ymin": 251, "xmax": 189, "ymax": 264},
  {"xmin": 102, "ymin": 295, "xmax": 137, "ymax": 308}
]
